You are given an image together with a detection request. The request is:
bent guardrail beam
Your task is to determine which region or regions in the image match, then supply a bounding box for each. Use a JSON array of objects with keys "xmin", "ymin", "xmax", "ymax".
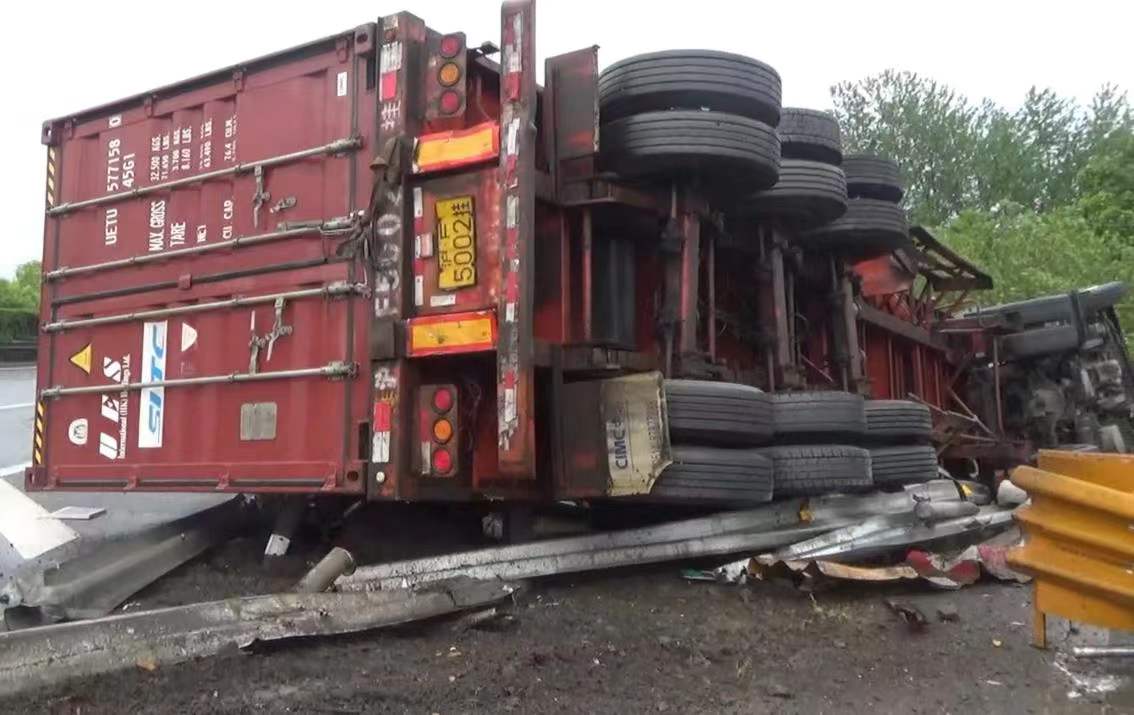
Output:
[{"xmin": 1008, "ymin": 450, "xmax": 1134, "ymax": 648}]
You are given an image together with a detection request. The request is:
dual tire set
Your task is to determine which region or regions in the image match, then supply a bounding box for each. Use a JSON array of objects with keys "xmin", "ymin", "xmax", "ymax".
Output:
[
  {"xmin": 598, "ymin": 49, "xmax": 910, "ymax": 257},
  {"xmin": 654, "ymin": 382, "xmax": 936, "ymax": 505},
  {"xmin": 598, "ymin": 50, "xmax": 783, "ymax": 194}
]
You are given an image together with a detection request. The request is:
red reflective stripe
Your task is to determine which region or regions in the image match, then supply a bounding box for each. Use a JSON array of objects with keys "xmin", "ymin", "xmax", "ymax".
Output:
[
  {"xmin": 380, "ymin": 72, "xmax": 398, "ymax": 101},
  {"xmin": 504, "ymin": 73, "xmax": 521, "ymax": 102},
  {"xmin": 373, "ymin": 401, "xmax": 392, "ymax": 431}
]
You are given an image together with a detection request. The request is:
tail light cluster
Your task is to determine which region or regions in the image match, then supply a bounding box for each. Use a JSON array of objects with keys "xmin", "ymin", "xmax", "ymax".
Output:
[
  {"xmin": 427, "ymin": 33, "xmax": 466, "ymax": 119},
  {"xmin": 420, "ymin": 384, "xmax": 459, "ymax": 476}
]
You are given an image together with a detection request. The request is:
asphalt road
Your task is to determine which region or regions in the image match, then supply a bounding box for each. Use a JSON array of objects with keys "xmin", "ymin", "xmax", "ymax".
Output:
[{"xmin": 0, "ymin": 364, "xmax": 35, "ymax": 469}]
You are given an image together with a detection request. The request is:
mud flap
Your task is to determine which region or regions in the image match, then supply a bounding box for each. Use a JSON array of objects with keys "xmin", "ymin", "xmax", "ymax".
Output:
[{"xmin": 601, "ymin": 373, "xmax": 673, "ymax": 495}]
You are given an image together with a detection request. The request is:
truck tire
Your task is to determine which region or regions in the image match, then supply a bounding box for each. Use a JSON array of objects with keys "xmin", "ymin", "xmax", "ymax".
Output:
[
  {"xmin": 869, "ymin": 445, "xmax": 938, "ymax": 486},
  {"xmin": 760, "ymin": 445, "xmax": 873, "ymax": 496},
  {"xmin": 965, "ymin": 282, "xmax": 1128, "ymax": 328},
  {"xmin": 599, "ymin": 50, "xmax": 782, "ymax": 126},
  {"xmin": 800, "ymin": 198, "xmax": 910, "ymax": 255},
  {"xmin": 665, "ymin": 380, "xmax": 774, "ymax": 446},
  {"xmin": 650, "ymin": 446, "xmax": 774, "ymax": 504},
  {"xmin": 741, "ymin": 160, "xmax": 847, "ymax": 227},
  {"xmin": 601, "ymin": 111, "xmax": 780, "ymax": 191},
  {"xmin": 773, "ymin": 391, "xmax": 867, "ymax": 439},
  {"xmin": 778, "ymin": 108, "xmax": 842, "ymax": 165},
  {"xmin": 842, "ymin": 154, "xmax": 904, "ymax": 202},
  {"xmin": 865, "ymin": 400, "xmax": 933, "ymax": 441}
]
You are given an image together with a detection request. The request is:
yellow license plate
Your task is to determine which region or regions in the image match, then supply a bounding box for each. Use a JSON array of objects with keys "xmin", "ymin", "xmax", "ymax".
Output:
[{"xmin": 436, "ymin": 195, "xmax": 476, "ymax": 290}]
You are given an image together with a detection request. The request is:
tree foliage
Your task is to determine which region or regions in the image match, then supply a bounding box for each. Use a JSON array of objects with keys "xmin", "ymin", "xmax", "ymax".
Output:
[
  {"xmin": 831, "ymin": 73, "xmax": 1133, "ymax": 225},
  {"xmin": 832, "ymin": 72, "xmax": 1134, "ymax": 332},
  {"xmin": 0, "ymin": 260, "xmax": 41, "ymax": 343},
  {"xmin": 940, "ymin": 204, "xmax": 1134, "ymax": 317},
  {"xmin": 1078, "ymin": 130, "xmax": 1134, "ymax": 242}
]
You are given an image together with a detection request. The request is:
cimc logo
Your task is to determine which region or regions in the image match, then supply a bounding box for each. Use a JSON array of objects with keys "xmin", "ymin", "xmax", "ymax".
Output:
[{"xmin": 138, "ymin": 321, "xmax": 167, "ymax": 448}]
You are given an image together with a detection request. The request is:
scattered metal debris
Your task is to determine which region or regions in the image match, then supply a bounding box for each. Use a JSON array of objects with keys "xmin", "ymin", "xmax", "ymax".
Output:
[
  {"xmin": 46, "ymin": 506, "xmax": 106, "ymax": 521},
  {"xmin": 772, "ymin": 506, "xmax": 1015, "ymax": 563},
  {"xmin": 996, "ymin": 480, "xmax": 1028, "ymax": 507},
  {"xmin": 1072, "ymin": 646, "xmax": 1134, "ymax": 658},
  {"xmin": 0, "ymin": 577, "xmax": 520, "ymax": 698},
  {"xmin": 937, "ymin": 603, "xmax": 960, "ymax": 622},
  {"xmin": 341, "ymin": 482, "xmax": 973, "ymax": 592},
  {"xmin": 294, "ymin": 547, "xmax": 356, "ymax": 593},
  {"xmin": 913, "ymin": 500, "xmax": 980, "ymax": 522},
  {"xmin": 885, "ymin": 598, "xmax": 929, "ymax": 631}
]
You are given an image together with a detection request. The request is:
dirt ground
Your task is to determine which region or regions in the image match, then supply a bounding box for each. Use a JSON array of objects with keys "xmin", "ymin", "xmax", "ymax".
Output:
[{"xmin": 3, "ymin": 505, "xmax": 1132, "ymax": 714}]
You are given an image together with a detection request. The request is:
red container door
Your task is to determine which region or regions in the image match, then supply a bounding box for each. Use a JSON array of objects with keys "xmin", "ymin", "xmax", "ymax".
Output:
[{"xmin": 32, "ymin": 30, "xmax": 377, "ymax": 493}]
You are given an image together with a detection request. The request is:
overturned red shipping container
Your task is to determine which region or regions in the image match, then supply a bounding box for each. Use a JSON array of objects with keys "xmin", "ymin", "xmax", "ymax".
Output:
[{"xmin": 33, "ymin": 0, "xmax": 1075, "ymax": 504}]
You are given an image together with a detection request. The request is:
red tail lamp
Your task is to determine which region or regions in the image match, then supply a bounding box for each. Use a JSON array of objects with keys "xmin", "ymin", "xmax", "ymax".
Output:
[
  {"xmin": 439, "ymin": 90, "xmax": 462, "ymax": 115},
  {"xmin": 439, "ymin": 34, "xmax": 462, "ymax": 59},
  {"xmin": 432, "ymin": 387, "xmax": 454, "ymax": 413},
  {"xmin": 432, "ymin": 448, "xmax": 454, "ymax": 474}
]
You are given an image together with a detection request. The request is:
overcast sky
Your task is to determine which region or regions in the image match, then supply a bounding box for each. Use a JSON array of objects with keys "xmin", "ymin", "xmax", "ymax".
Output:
[{"xmin": 3, "ymin": 0, "xmax": 1130, "ymax": 278}]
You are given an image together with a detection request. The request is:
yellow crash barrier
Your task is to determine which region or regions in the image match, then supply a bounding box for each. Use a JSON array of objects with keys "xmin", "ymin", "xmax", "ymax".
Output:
[{"xmin": 1008, "ymin": 450, "xmax": 1134, "ymax": 648}]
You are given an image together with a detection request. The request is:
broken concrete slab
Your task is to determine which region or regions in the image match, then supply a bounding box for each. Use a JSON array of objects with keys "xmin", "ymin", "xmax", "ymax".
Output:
[{"xmin": 0, "ymin": 577, "xmax": 519, "ymax": 698}]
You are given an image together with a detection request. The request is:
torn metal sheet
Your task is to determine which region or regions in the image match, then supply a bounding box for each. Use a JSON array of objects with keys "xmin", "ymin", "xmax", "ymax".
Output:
[
  {"xmin": 6, "ymin": 496, "xmax": 241, "ymax": 621},
  {"xmin": 975, "ymin": 527, "xmax": 1029, "ymax": 582},
  {"xmin": 773, "ymin": 506, "xmax": 1016, "ymax": 563},
  {"xmin": 904, "ymin": 550, "xmax": 982, "ymax": 588},
  {"xmin": 0, "ymin": 578, "xmax": 519, "ymax": 699},
  {"xmin": 755, "ymin": 559, "xmax": 924, "ymax": 588},
  {"xmin": 812, "ymin": 560, "xmax": 920, "ymax": 582},
  {"xmin": 47, "ymin": 506, "xmax": 107, "ymax": 521}
]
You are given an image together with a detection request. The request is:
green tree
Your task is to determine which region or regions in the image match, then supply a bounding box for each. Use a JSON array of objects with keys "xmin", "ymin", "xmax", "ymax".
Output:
[
  {"xmin": 831, "ymin": 75, "xmax": 1132, "ymax": 223},
  {"xmin": 941, "ymin": 205, "xmax": 1132, "ymax": 303},
  {"xmin": 831, "ymin": 70, "xmax": 979, "ymax": 225},
  {"xmin": 0, "ymin": 260, "xmax": 41, "ymax": 343},
  {"xmin": 1078, "ymin": 129, "xmax": 1134, "ymax": 242}
]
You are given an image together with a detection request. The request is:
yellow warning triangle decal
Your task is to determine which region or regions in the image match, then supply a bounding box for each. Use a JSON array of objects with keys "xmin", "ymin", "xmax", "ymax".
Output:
[{"xmin": 70, "ymin": 344, "xmax": 92, "ymax": 375}]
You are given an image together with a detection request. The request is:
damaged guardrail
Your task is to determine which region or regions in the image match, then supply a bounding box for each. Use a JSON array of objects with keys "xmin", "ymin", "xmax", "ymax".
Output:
[
  {"xmin": 3, "ymin": 496, "xmax": 241, "ymax": 625},
  {"xmin": 0, "ymin": 577, "xmax": 519, "ymax": 698},
  {"xmin": 338, "ymin": 481, "xmax": 975, "ymax": 592}
]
